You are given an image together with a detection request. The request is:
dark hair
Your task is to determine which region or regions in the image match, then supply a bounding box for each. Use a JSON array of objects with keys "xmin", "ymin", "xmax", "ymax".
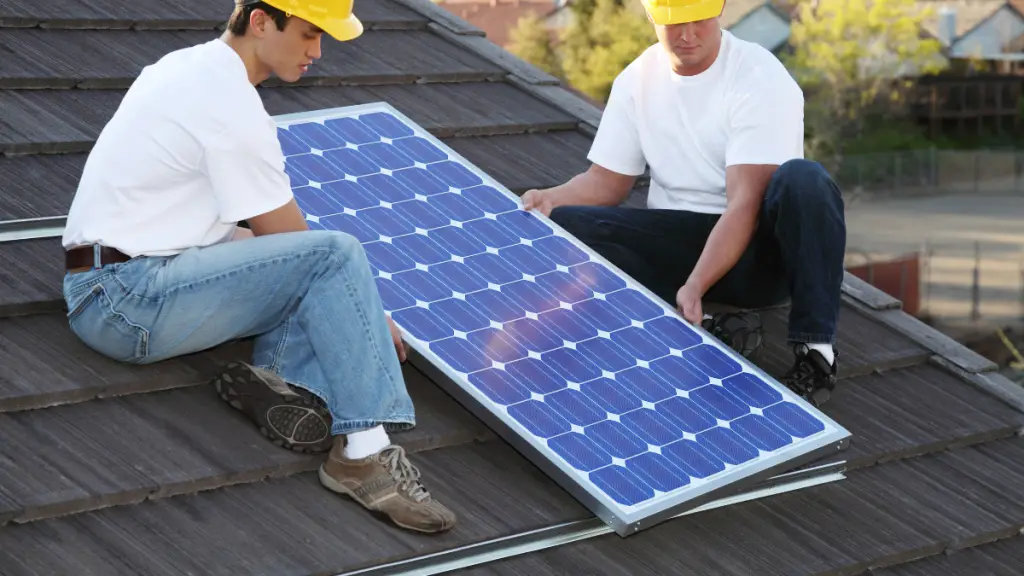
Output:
[{"xmin": 227, "ymin": 1, "xmax": 289, "ymax": 36}]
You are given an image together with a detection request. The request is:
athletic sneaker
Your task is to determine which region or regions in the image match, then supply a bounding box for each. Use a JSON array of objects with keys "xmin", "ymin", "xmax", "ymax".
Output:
[
  {"xmin": 212, "ymin": 361, "xmax": 334, "ymax": 454},
  {"xmin": 702, "ymin": 311, "xmax": 765, "ymax": 360},
  {"xmin": 319, "ymin": 439, "xmax": 457, "ymax": 533},
  {"xmin": 781, "ymin": 345, "xmax": 838, "ymax": 407}
]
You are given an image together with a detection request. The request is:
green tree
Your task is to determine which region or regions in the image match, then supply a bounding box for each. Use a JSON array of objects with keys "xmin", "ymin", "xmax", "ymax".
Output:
[
  {"xmin": 508, "ymin": 0, "xmax": 655, "ymax": 103},
  {"xmin": 784, "ymin": 0, "xmax": 947, "ymax": 159},
  {"xmin": 559, "ymin": 0, "xmax": 656, "ymax": 102},
  {"xmin": 509, "ymin": 14, "xmax": 561, "ymax": 77}
]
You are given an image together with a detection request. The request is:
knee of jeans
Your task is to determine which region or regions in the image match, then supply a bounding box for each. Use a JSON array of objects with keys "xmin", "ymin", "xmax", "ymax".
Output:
[
  {"xmin": 318, "ymin": 230, "xmax": 368, "ymax": 266},
  {"xmin": 772, "ymin": 159, "xmax": 842, "ymax": 205}
]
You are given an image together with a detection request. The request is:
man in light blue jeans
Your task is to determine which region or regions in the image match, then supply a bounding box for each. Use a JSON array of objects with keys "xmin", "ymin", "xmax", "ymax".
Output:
[{"xmin": 59, "ymin": 0, "xmax": 456, "ymax": 533}]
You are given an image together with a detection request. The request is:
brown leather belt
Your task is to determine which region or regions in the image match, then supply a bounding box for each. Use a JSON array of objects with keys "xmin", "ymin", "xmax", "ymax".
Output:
[{"xmin": 65, "ymin": 245, "xmax": 133, "ymax": 272}]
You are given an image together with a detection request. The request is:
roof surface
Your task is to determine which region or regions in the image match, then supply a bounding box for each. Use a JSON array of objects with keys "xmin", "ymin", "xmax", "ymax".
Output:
[
  {"xmin": 437, "ymin": 0, "xmax": 558, "ymax": 48},
  {"xmin": 2, "ymin": 1, "xmax": 1024, "ymax": 574}
]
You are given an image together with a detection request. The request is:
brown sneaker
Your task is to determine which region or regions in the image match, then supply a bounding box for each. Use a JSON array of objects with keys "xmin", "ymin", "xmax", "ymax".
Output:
[{"xmin": 318, "ymin": 439, "xmax": 456, "ymax": 533}]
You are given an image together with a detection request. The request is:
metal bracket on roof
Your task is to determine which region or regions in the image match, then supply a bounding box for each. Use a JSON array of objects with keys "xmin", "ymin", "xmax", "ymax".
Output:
[
  {"xmin": 337, "ymin": 466, "xmax": 845, "ymax": 576},
  {"xmin": 0, "ymin": 216, "xmax": 66, "ymax": 243}
]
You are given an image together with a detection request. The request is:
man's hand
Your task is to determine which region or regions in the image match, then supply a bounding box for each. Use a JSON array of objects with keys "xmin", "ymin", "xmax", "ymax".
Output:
[
  {"xmin": 522, "ymin": 188, "xmax": 556, "ymax": 217},
  {"xmin": 386, "ymin": 315, "xmax": 407, "ymax": 363},
  {"xmin": 675, "ymin": 283, "xmax": 704, "ymax": 325}
]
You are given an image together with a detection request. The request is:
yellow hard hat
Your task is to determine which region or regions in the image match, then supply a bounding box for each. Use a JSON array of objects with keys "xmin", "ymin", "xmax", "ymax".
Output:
[
  {"xmin": 640, "ymin": 0, "xmax": 725, "ymax": 25},
  {"xmin": 242, "ymin": 0, "xmax": 363, "ymax": 41}
]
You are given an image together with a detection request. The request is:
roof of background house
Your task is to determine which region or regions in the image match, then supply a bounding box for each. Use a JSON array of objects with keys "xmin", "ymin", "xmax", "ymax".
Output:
[
  {"xmin": 2, "ymin": 0, "xmax": 1024, "ymax": 574},
  {"xmin": 917, "ymin": 0, "xmax": 1014, "ymax": 42},
  {"xmin": 437, "ymin": 0, "xmax": 559, "ymax": 48}
]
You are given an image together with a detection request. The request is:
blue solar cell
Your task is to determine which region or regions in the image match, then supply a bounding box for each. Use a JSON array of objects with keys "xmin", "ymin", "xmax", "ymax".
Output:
[
  {"xmin": 393, "ymin": 136, "xmax": 448, "ymax": 164},
  {"xmin": 360, "ymin": 206, "xmax": 415, "ymax": 238},
  {"xmin": 505, "ymin": 358, "xmax": 566, "ymax": 395},
  {"xmin": 569, "ymin": 261, "xmax": 626, "ymax": 294},
  {"xmin": 465, "ymin": 289, "xmax": 525, "ymax": 323},
  {"xmin": 500, "ymin": 244, "xmax": 558, "ymax": 276},
  {"xmin": 535, "ymin": 271, "xmax": 594, "ymax": 303},
  {"xmin": 359, "ymin": 141, "xmax": 416, "ymax": 171},
  {"xmin": 497, "ymin": 211, "xmax": 553, "ymax": 240},
  {"xmin": 278, "ymin": 107, "xmax": 845, "ymax": 530},
  {"xmin": 322, "ymin": 180, "xmax": 379, "ymax": 211},
  {"xmin": 293, "ymin": 186, "xmax": 343, "ymax": 217},
  {"xmin": 288, "ymin": 122, "xmax": 347, "ymax": 151},
  {"xmin": 533, "ymin": 236, "xmax": 589, "ymax": 267},
  {"xmin": 391, "ymin": 269, "xmax": 450, "ymax": 303},
  {"xmin": 463, "ymin": 218, "xmax": 521, "ymax": 249},
  {"xmin": 429, "ymin": 261, "xmax": 488, "ymax": 294},
  {"xmin": 590, "ymin": 466, "xmax": 654, "ymax": 506},
  {"xmin": 431, "ymin": 192, "xmax": 486, "ymax": 221},
  {"xmin": 509, "ymin": 400, "xmax": 572, "ymax": 439},
  {"xmin": 503, "ymin": 317, "xmax": 563, "ymax": 353},
  {"xmin": 394, "ymin": 167, "xmax": 449, "ymax": 196},
  {"xmin": 361, "ymin": 173, "xmax": 415, "ymax": 203},
  {"xmin": 393, "ymin": 306, "xmax": 454, "ymax": 342},
  {"xmin": 277, "ymin": 127, "xmax": 308, "ymax": 156},
  {"xmin": 391, "ymin": 199, "xmax": 451, "ymax": 230},
  {"xmin": 468, "ymin": 328, "xmax": 529, "ymax": 364},
  {"xmin": 462, "ymin": 185, "xmax": 518, "ymax": 214},
  {"xmin": 464, "ymin": 252, "xmax": 523, "ymax": 285},
  {"xmin": 324, "ymin": 148, "xmax": 378, "ymax": 177},
  {"xmin": 374, "ymin": 277, "xmax": 416, "ymax": 311},
  {"xmin": 576, "ymin": 338, "xmax": 635, "ymax": 373},
  {"xmin": 545, "ymin": 389, "xmax": 606, "ymax": 427},
  {"xmin": 363, "ymin": 241, "xmax": 415, "ymax": 274},
  {"xmin": 427, "ymin": 161, "xmax": 483, "ymax": 189},
  {"xmin": 609, "ymin": 327, "xmax": 671, "ymax": 361},
  {"xmin": 500, "ymin": 280, "xmax": 560, "ymax": 314},
  {"xmin": 580, "ymin": 378, "xmax": 642, "ymax": 414},
  {"xmin": 427, "ymin": 226, "xmax": 486, "ymax": 258},
  {"xmin": 431, "ymin": 298, "xmax": 491, "ymax": 332},
  {"xmin": 360, "ymin": 111, "xmax": 415, "ymax": 139},
  {"xmin": 606, "ymin": 289, "xmax": 665, "ymax": 322},
  {"xmin": 549, "ymin": 432, "xmax": 612, "ymax": 472},
  {"xmin": 468, "ymin": 368, "xmax": 531, "ymax": 406},
  {"xmin": 392, "ymin": 234, "xmax": 450, "ymax": 265},
  {"xmin": 320, "ymin": 214, "xmax": 376, "ymax": 243},
  {"xmin": 289, "ymin": 153, "xmax": 347, "ymax": 183},
  {"xmin": 324, "ymin": 117, "xmax": 380, "ymax": 145}
]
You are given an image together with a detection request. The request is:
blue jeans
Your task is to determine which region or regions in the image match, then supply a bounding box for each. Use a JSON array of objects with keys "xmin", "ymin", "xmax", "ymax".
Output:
[
  {"xmin": 550, "ymin": 159, "xmax": 846, "ymax": 345},
  {"xmin": 62, "ymin": 230, "xmax": 415, "ymax": 436}
]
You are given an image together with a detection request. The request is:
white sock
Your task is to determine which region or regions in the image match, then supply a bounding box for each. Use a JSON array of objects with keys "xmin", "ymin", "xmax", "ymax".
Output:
[
  {"xmin": 343, "ymin": 425, "xmax": 390, "ymax": 460},
  {"xmin": 805, "ymin": 343, "xmax": 835, "ymax": 366}
]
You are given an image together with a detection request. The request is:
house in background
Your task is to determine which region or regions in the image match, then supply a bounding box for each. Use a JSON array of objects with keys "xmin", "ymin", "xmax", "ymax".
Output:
[{"xmin": 436, "ymin": 0, "xmax": 564, "ymax": 47}]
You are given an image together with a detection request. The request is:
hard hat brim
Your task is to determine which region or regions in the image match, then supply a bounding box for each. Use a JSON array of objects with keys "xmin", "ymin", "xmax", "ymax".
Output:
[
  {"xmin": 645, "ymin": 0, "xmax": 724, "ymax": 25},
  {"xmin": 316, "ymin": 13, "xmax": 363, "ymax": 41}
]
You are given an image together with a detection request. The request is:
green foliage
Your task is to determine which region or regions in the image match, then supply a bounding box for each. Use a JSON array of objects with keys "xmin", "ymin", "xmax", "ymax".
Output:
[
  {"xmin": 508, "ymin": 0, "xmax": 655, "ymax": 103},
  {"xmin": 509, "ymin": 13, "xmax": 561, "ymax": 77},
  {"xmin": 784, "ymin": 0, "xmax": 948, "ymax": 158}
]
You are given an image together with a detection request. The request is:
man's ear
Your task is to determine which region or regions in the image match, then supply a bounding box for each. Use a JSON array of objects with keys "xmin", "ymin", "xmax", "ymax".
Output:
[{"xmin": 249, "ymin": 9, "xmax": 268, "ymax": 37}]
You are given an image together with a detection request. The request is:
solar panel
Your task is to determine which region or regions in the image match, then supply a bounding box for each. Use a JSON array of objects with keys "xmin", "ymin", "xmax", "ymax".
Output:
[{"xmin": 274, "ymin": 103, "xmax": 851, "ymax": 536}]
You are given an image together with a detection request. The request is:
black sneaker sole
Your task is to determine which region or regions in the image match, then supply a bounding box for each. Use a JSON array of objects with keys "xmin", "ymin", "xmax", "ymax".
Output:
[{"xmin": 212, "ymin": 362, "xmax": 334, "ymax": 454}]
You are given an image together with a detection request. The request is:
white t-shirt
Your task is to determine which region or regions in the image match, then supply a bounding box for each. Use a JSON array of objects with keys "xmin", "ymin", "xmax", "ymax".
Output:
[
  {"xmin": 588, "ymin": 30, "xmax": 805, "ymax": 214},
  {"xmin": 62, "ymin": 39, "xmax": 294, "ymax": 257}
]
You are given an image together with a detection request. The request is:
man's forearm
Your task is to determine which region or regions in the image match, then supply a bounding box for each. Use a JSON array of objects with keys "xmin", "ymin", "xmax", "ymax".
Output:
[
  {"xmin": 548, "ymin": 168, "xmax": 634, "ymax": 209},
  {"xmin": 685, "ymin": 207, "xmax": 759, "ymax": 294}
]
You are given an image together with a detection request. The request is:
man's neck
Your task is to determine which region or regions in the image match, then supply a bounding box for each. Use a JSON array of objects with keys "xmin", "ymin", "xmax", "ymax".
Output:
[{"xmin": 220, "ymin": 31, "xmax": 271, "ymax": 86}]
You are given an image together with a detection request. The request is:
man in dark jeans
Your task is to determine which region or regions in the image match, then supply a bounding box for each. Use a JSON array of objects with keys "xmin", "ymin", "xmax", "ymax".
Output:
[{"xmin": 523, "ymin": 3, "xmax": 846, "ymax": 406}]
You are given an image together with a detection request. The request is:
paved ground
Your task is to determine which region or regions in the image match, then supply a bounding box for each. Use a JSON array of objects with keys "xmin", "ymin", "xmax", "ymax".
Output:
[{"xmin": 844, "ymin": 193, "xmax": 1024, "ymax": 326}]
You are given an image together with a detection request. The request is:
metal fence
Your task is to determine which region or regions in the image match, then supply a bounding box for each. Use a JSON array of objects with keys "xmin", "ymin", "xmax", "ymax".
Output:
[{"xmin": 822, "ymin": 149, "xmax": 1024, "ymax": 197}]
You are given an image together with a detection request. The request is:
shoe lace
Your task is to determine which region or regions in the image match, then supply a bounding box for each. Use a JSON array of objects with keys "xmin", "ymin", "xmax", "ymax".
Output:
[{"xmin": 379, "ymin": 446, "xmax": 430, "ymax": 503}]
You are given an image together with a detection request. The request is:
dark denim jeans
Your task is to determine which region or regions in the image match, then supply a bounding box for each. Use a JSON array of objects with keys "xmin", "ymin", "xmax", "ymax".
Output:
[{"xmin": 550, "ymin": 159, "xmax": 846, "ymax": 345}]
